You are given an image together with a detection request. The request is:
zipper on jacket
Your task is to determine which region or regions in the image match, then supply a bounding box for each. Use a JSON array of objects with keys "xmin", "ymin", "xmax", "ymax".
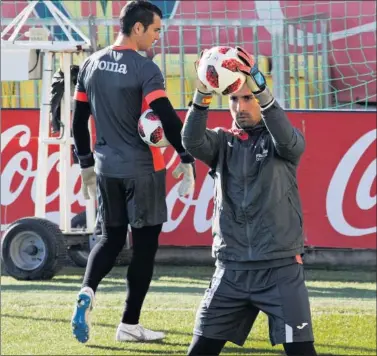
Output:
[{"xmin": 241, "ymin": 146, "xmax": 253, "ymax": 259}]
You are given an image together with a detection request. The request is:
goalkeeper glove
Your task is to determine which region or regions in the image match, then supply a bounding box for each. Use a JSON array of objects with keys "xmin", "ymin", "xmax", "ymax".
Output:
[
  {"xmin": 76, "ymin": 152, "xmax": 96, "ymax": 200},
  {"xmin": 235, "ymin": 46, "xmax": 274, "ymax": 108},
  {"xmin": 194, "ymin": 50, "xmax": 216, "ymax": 95},
  {"xmin": 190, "ymin": 50, "xmax": 214, "ymax": 109},
  {"xmin": 235, "ymin": 46, "xmax": 267, "ymax": 93},
  {"xmin": 172, "ymin": 152, "xmax": 196, "ymax": 197},
  {"xmin": 80, "ymin": 166, "xmax": 97, "ymax": 200}
]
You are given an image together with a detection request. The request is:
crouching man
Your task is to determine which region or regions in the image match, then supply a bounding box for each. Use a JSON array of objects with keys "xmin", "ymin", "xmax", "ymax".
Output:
[{"xmin": 182, "ymin": 47, "xmax": 317, "ymax": 356}]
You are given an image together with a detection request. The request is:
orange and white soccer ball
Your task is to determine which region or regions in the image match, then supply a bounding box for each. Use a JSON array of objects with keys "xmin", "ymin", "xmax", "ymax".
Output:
[{"xmin": 196, "ymin": 46, "xmax": 246, "ymax": 95}]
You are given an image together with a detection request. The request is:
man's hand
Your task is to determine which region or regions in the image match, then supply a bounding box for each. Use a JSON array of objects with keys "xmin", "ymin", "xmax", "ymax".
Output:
[
  {"xmin": 235, "ymin": 46, "xmax": 267, "ymax": 94},
  {"xmin": 190, "ymin": 50, "xmax": 214, "ymax": 108},
  {"xmin": 80, "ymin": 166, "xmax": 96, "ymax": 200},
  {"xmin": 194, "ymin": 50, "xmax": 215, "ymax": 95},
  {"xmin": 172, "ymin": 152, "xmax": 196, "ymax": 197}
]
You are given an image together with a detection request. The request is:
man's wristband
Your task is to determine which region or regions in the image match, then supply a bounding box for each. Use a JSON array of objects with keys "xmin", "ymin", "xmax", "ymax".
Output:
[
  {"xmin": 77, "ymin": 151, "xmax": 95, "ymax": 168},
  {"xmin": 254, "ymin": 86, "xmax": 275, "ymax": 110},
  {"xmin": 192, "ymin": 89, "xmax": 212, "ymax": 109},
  {"xmin": 179, "ymin": 151, "xmax": 195, "ymax": 164}
]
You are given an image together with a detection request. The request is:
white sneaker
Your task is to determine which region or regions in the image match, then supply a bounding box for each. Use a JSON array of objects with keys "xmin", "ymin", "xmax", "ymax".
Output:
[{"xmin": 115, "ymin": 323, "xmax": 165, "ymax": 342}]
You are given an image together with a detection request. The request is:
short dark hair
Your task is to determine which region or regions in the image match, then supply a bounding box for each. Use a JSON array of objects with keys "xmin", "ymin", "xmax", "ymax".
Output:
[{"xmin": 119, "ymin": 0, "xmax": 163, "ymax": 36}]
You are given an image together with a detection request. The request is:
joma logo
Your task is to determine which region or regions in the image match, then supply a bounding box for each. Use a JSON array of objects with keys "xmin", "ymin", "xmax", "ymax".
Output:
[{"xmin": 94, "ymin": 60, "xmax": 127, "ymax": 74}]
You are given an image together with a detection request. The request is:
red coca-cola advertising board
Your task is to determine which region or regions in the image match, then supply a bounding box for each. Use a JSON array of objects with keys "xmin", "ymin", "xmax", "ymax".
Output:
[{"xmin": 1, "ymin": 109, "xmax": 376, "ymax": 249}]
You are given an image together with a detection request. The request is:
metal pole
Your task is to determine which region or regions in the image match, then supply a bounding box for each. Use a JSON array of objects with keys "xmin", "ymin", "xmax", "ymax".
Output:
[
  {"xmin": 271, "ymin": 33, "xmax": 280, "ymax": 103},
  {"xmin": 44, "ymin": 0, "xmax": 91, "ymax": 46},
  {"xmin": 179, "ymin": 25, "xmax": 185, "ymax": 108},
  {"xmin": 88, "ymin": 15, "xmax": 97, "ymax": 52},
  {"xmin": 283, "ymin": 23, "xmax": 290, "ymax": 109},
  {"xmin": 321, "ymin": 19, "xmax": 331, "ymax": 109},
  {"xmin": 35, "ymin": 52, "xmax": 53, "ymax": 218},
  {"xmin": 302, "ymin": 22, "xmax": 310, "ymax": 109},
  {"xmin": 234, "ymin": 26, "xmax": 239, "ymax": 46},
  {"xmin": 253, "ymin": 26, "xmax": 258, "ymax": 67},
  {"xmin": 160, "ymin": 24, "xmax": 167, "ymax": 86},
  {"xmin": 195, "ymin": 26, "xmax": 202, "ymax": 99},
  {"xmin": 1, "ymin": 2, "xmax": 36, "ymax": 37},
  {"xmin": 271, "ymin": 31, "xmax": 286, "ymax": 108},
  {"xmin": 292, "ymin": 25, "xmax": 300, "ymax": 109},
  {"xmin": 34, "ymin": 80, "xmax": 39, "ymax": 108},
  {"xmin": 15, "ymin": 82, "xmax": 20, "ymax": 108},
  {"xmin": 196, "ymin": 26, "xmax": 201, "ymax": 55},
  {"xmin": 312, "ymin": 21, "xmax": 319, "ymax": 108},
  {"xmin": 59, "ymin": 53, "xmax": 72, "ymax": 232},
  {"xmin": 7, "ymin": 2, "xmax": 37, "ymax": 42}
]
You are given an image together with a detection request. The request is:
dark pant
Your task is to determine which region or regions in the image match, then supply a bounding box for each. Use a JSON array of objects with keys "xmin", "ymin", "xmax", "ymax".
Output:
[
  {"xmin": 82, "ymin": 173, "xmax": 167, "ymax": 324},
  {"xmin": 187, "ymin": 335, "xmax": 317, "ymax": 356},
  {"xmin": 193, "ymin": 263, "xmax": 314, "ymax": 346},
  {"xmin": 96, "ymin": 171, "xmax": 167, "ymax": 228}
]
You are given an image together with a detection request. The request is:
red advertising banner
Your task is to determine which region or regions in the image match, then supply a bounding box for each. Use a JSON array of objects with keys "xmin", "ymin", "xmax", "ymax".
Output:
[{"xmin": 1, "ymin": 109, "xmax": 376, "ymax": 249}]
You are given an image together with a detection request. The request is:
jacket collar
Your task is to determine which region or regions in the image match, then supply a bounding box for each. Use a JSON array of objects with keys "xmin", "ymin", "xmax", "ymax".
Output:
[{"xmin": 229, "ymin": 120, "xmax": 266, "ymax": 140}]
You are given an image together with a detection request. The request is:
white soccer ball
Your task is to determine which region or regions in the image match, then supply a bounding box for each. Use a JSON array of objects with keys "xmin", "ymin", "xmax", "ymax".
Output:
[
  {"xmin": 138, "ymin": 109, "xmax": 170, "ymax": 148},
  {"xmin": 197, "ymin": 46, "xmax": 246, "ymax": 95}
]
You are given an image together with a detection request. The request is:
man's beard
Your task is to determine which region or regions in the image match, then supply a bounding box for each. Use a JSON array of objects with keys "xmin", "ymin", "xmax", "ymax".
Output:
[{"xmin": 235, "ymin": 115, "xmax": 260, "ymax": 129}]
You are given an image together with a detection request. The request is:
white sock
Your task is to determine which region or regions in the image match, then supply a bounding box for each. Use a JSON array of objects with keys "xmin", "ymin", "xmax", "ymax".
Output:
[{"xmin": 79, "ymin": 287, "xmax": 95, "ymax": 303}]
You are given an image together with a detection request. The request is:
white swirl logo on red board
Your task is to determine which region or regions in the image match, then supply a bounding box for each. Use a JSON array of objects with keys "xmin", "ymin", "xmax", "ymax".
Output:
[
  {"xmin": 326, "ymin": 129, "xmax": 377, "ymax": 236},
  {"xmin": 1, "ymin": 124, "xmax": 85, "ymax": 212}
]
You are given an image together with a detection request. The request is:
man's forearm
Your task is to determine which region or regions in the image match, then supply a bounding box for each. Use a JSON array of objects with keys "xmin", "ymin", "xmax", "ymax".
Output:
[
  {"xmin": 149, "ymin": 97, "xmax": 186, "ymax": 154},
  {"xmin": 255, "ymin": 88, "xmax": 305, "ymax": 161},
  {"xmin": 182, "ymin": 105, "xmax": 209, "ymax": 148},
  {"xmin": 182, "ymin": 91, "xmax": 220, "ymax": 168},
  {"xmin": 72, "ymin": 100, "xmax": 94, "ymax": 168},
  {"xmin": 258, "ymin": 91, "xmax": 294, "ymax": 146}
]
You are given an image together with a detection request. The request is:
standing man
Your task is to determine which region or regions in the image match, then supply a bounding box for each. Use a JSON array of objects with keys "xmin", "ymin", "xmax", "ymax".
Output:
[
  {"xmin": 182, "ymin": 47, "xmax": 317, "ymax": 356},
  {"xmin": 71, "ymin": 0, "xmax": 195, "ymax": 344}
]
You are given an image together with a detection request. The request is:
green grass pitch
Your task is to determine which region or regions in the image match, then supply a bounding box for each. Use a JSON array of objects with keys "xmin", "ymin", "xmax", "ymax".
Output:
[{"xmin": 1, "ymin": 266, "xmax": 376, "ymax": 355}]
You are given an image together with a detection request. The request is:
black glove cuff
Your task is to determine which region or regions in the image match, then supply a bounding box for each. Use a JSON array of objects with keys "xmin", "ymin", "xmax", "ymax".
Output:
[
  {"xmin": 179, "ymin": 151, "xmax": 195, "ymax": 164},
  {"xmin": 77, "ymin": 152, "xmax": 95, "ymax": 169}
]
